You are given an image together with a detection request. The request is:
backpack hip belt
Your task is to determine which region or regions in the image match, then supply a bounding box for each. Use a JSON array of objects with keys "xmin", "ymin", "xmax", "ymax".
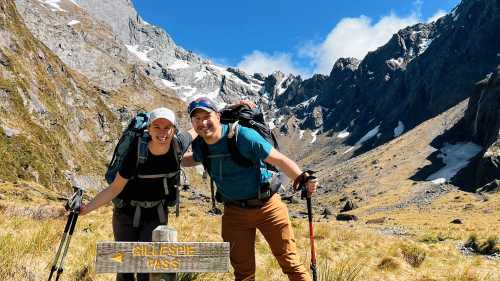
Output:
[{"xmin": 130, "ymin": 200, "xmax": 167, "ymax": 228}]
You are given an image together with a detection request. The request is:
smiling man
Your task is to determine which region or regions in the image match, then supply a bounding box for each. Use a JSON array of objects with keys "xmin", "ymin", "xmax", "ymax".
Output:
[{"xmin": 182, "ymin": 97, "xmax": 318, "ymax": 281}]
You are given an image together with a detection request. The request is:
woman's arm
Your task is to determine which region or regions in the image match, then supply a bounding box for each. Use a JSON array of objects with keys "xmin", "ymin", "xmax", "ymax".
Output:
[
  {"xmin": 181, "ymin": 152, "xmax": 201, "ymax": 167},
  {"xmin": 79, "ymin": 173, "xmax": 128, "ymax": 215}
]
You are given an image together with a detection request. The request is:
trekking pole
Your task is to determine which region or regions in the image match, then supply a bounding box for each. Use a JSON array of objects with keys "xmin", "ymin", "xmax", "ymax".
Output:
[
  {"xmin": 48, "ymin": 186, "xmax": 84, "ymax": 281},
  {"xmin": 300, "ymin": 171, "xmax": 318, "ymax": 281}
]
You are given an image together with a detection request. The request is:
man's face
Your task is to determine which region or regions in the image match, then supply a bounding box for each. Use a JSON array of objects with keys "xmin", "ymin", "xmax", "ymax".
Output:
[
  {"xmin": 148, "ymin": 118, "xmax": 174, "ymax": 145},
  {"xmin": 190, "ymin": 109, "xmax": 220, "ymax": 139}
]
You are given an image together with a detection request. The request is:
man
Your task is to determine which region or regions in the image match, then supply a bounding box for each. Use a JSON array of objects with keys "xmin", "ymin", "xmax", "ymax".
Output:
[{"xmin": 182, "ymin": 97, "xmax": 317, "ymax": 281}]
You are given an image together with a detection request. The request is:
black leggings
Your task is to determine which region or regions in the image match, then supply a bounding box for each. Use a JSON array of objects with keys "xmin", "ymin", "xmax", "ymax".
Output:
[{"xmin": 112, "ymin": 207, "xmax": 168, "ymax": 281}]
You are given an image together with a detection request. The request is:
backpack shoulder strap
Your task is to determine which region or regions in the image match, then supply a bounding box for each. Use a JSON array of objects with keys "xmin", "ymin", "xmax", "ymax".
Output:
[
  {"xmin": 134, "ymin": 132, "xmax": 149, "ymax": 178},
  {"xmin": 227, "ymin": 122, "xmax": 254, "ymax": 167},
  {"xmin": 171, "ymin": 134, "xmax": 182, "ymax": 169},
  {"xmin": 192, "ymin": 136, "xmax": 211, "ymax": 172}
]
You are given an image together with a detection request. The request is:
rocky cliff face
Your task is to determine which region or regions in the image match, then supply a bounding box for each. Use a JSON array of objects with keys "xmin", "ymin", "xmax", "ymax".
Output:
[
  {"xmin": 275, "ymin": 0, "xmax": 500, "ymax": 157},
  {"xmin": 0, "ymin": 0, "xmax": 117, "ymax": 189},
  {"xmin": 462, "ymin": 66, "xmax": 500, "ymax": 190},
  {"xmin": 14, "ymin": 0, "xmax": 269, "ymax": 106}
]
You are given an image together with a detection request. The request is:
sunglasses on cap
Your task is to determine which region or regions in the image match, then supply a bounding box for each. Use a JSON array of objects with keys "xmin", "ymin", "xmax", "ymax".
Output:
[{"xmin": 188, "ymin": 97, "xmax": 218, "ymax": 117}]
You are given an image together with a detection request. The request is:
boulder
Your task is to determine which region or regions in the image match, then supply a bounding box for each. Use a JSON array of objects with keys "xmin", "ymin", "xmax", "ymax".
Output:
[
  {"xmin": 336, "ymin": 214, "xmax": 358, "ymax": 221},
  {"xmin": 340, "ymin": 199, "xmax": 359, "ymax": 212}
]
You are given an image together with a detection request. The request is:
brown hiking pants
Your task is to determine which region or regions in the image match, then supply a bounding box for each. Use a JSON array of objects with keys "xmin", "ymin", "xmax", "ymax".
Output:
[{"xmin": 222, "ymin": 194, "xmax": 311, "ymax": 281}]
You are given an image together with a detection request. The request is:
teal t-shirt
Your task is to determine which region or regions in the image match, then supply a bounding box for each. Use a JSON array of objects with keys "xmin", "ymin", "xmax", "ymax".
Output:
[{"xmin": 192, "ymin": 124, "xmax": 273, "ymax": 201}]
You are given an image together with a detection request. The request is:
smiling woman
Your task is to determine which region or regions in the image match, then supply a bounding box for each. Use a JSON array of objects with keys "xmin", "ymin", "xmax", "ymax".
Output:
[{"xmin": 78, "ymin": 107, "xmax": 196, "ymax": 281}]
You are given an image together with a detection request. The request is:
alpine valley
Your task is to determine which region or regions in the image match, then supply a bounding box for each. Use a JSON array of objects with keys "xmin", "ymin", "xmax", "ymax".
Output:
[{"xmin": 0, "ymin": 0, "xmax": 498, "ymax": 280}]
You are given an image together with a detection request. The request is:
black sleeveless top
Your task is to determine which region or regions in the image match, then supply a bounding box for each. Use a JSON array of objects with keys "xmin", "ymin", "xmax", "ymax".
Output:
[{"xmin": 117, "ymin": 131, "xmax": 191, "ymax": 202}]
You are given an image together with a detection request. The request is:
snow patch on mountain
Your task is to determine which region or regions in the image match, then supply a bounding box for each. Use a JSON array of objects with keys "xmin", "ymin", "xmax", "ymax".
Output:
[
  {"xmin": 418, "ymin": 38, "xmax": 433, "ymax": 55},
  {"xmin": 194, "ymin": 70, "xmax": 207, "ymax": 81},
  {"xmin": 427, "ymin": 142, "xmax": 483, "ymax": 184},
  {"xmin": 38, "ymin": 0, "xmax": 65, "ymax": 12},
  {"xmin": 337, "ymin": 129, "xmax": 350, "ymax": 139},
  {"xmin": 297, "ymin": 95, "xmax": 318, "ymax": 109},
  {"xmin": 125, "ymin": 45, "xmax": 153, "ymax": 63},
  {"xmin": 386, "ymin": 57, "xmax": 404, "ymax": 69},
  {"xmin": 67, "ymin": 20, "xmax": 80, "ymax": 26},
  {"xmin": 394, "ymin": 121, "xmax": 405, "ymax": 137},
  {"xmin": 356, "ymin": 125, "xmax": 381, "ymax": 145},
  {"xmin": 310, "ymin": 129, "xmax": 320, "ymax": 144},
  {"xmin": 167, "ymin": 59, "xmax": 190, "ymax": 70}
]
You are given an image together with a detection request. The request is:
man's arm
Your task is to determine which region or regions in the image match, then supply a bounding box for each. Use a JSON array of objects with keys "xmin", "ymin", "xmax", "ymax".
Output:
[
  {"xmin": 264, "ymin": 148, "xmax": 302, "ymax": 180},
  {"xmin": 264, "ymin": 148, "xmax": 318, "ymax": 193}
]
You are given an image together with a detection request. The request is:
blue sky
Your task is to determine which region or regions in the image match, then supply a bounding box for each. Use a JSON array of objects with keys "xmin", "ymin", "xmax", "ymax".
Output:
[{"xmin": 132, "ymin": 0, "xmax": 460, "ymax": 77}]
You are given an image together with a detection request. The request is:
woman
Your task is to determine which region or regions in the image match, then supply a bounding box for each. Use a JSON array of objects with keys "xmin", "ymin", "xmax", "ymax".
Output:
[{"xmin": 80, "ymin": 107, "xmax": 195, "ymax": 281}]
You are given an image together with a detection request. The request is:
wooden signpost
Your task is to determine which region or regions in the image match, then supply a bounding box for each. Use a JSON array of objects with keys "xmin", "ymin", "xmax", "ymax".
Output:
[{"xmin": 96, "ymin": 226, "xmax": 230, "ymax": 279}]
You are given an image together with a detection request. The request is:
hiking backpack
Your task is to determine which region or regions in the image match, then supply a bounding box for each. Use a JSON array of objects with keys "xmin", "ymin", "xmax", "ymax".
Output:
[
  {"xmin": 219, "ymin": 104, "xmax": 279, "ymax": 170},
  {"xmin": 105, "ymin": 112, "xmax": 183, "ymax": 207}
]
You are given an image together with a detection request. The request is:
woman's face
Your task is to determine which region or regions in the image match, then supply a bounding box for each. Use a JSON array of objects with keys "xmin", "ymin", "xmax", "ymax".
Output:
[{"xmin": 148, "ymin": 118, "xmax": 174, "ymax": 146}]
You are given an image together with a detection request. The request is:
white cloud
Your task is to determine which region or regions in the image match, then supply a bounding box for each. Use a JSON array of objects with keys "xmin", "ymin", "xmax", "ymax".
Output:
[
  {"xmin": 237, "ymin": 50, "xmax": 310, "ymax": 77},
  {"xmin": 427, "ymin": 9, "xmax": 447, "ymax": 23},
  {"xmin": 303, "ymin": 13, "xmax": 419, "ymax": 74},
  {"xmin": 235, "ymin": 5, "xmax": 450, "ymax": 76}
]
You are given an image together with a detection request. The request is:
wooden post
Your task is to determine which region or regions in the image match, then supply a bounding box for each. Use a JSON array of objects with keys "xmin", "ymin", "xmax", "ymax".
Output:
[{"xmin": 151, "ymin": 225, "xmax": 178, "ymax": 281}]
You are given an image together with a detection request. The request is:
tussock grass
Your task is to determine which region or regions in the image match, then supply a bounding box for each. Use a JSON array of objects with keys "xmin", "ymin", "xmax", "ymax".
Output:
[
  {"xmin": 377, "ymin": 256, "xmax": 401, "ymax": 271},
  {"xmin": 400, "ymin": 243, "xmax": 427, "ymax": 268},
  {"xmin": 318, "ymin": 259, "xmax": 364, "ymax": 281},
  {"xmin": 444, "ymin": 267, "xmax": 497, "ymax": 281},
  {"xmin": 0, "ymin": 185, "xmax": 499, "ymax": 281},
  {"xmin": 464, "ymin": 234, "xmax": 499, "ymax": 256}
]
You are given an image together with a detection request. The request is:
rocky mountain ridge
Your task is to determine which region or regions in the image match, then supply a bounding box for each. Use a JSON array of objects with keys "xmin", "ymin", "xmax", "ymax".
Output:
[{"xmin": 3, "ymin": 0, "xmax": 499, "ymax": 192}]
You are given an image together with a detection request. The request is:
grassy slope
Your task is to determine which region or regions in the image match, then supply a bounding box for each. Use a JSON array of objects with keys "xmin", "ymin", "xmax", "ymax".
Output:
[{"xmin": 0, "ymin": 179, "xmax": 498, "ymax": 281}]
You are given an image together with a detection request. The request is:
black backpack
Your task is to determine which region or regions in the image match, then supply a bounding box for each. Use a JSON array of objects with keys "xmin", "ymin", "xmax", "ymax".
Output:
[{"xmin": 219, "ymin": 104, "xmax": 279, "ymax": 170}]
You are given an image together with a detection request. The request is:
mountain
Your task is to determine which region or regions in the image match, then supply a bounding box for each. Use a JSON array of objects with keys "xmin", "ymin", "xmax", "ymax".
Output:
[
  {"xmin": 276, "ymin": 0, "xmax": 500, "ymax": 151},
  {"xmin": 0, "ymin": 0, "xmax": 185, "ymax": 191},
  {"xmin": 0, "ymin": 0, "xmax": 499, "ymax": 280},
  {"xmin": 14, "ymin": 0, "xmax": 270, "ymax": 105},
  {"xmin": 10, "ymin": 0, "xmax": 500, "ymax": 192}
]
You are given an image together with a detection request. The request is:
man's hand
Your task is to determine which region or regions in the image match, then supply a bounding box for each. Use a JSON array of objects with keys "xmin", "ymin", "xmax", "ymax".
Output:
[
  {"xmin": 305, "ymin": 176, "xmax": 318, "ymax": 194},
  {"xmin": 293, "ymin": 170, "xmax": 319, "ymax": 194},
  {"xmin": 228, "ymin": 99, "xmax": 257, "ymax": 109}
]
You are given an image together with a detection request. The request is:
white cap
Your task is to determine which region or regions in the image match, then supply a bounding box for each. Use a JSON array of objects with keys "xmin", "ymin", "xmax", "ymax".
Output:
[{"xmin": 149, "ymin": 107, "xmax": 176, "ymax": 125}]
